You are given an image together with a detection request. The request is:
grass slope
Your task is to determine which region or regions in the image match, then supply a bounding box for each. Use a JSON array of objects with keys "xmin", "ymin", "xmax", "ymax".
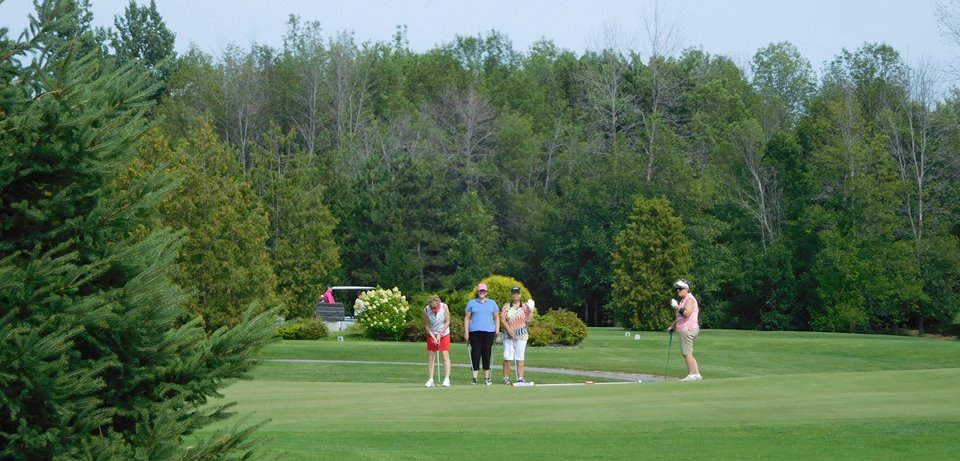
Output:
[{"xmin": 197, "ymin": 328, "xmax": 960, "ymax": 460}]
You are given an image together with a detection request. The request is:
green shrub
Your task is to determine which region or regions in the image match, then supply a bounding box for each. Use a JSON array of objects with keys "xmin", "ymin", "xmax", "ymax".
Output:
[
  {"xmin": 438, "ymin": 290, "xmax": 472, "ymax": 318},
  {"xmin": 402, "ymin": 317, "xmax": 426, "ymax": 342},
  {"xmin": 531, "ymin": 308, "xmax": 588, "ymax": 346},
  {"xmin": 527, "ymin": 324, "xmax": 558, "ymax": 347},
  {"xmin": 300, "ymin": 318, "xmax": 329, "ymax": 339},
  {"xmin": 340, "ymin": 321, "xmax": 366, "ymax": 338},
  {"xmin": 276, "ymin": 318, "xmax": 330, "ymax": 340},
  {"xmin": 277, "ymin": 322, "xmax": 305, "ymax": 340},
  {"xmin": 358, "ymin": 287, "xmax": 410, "ymax": 341}
]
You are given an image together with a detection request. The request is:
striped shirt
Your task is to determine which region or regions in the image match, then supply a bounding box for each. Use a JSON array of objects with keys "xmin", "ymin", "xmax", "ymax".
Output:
[{"xmin": 502, "ymin": 302, "xmax": 530, "ymax": 340}]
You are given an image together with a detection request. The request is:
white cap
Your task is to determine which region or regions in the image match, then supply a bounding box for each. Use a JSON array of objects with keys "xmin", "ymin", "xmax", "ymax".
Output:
[{"xmin": 673, "ymin": 279, "xmax": 690, "ymax": 290}]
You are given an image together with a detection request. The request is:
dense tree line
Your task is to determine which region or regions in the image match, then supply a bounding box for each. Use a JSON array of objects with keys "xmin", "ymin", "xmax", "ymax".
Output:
[
  {"xmin": 152, "ymin": 16, "xmax": 958, "ymax": 334},
  {"xmin": 9, "ymin": 1, "xmax": 960, "ymax": 334},
  {"xmin": 3, "ymin": 0, "xmax": 959, "ymax": 458}
]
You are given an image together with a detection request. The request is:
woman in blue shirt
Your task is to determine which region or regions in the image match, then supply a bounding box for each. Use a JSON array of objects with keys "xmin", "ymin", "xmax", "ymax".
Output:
[{"xmin": 464, "ymin": 283, "xmax": 500, "ymax": 385}]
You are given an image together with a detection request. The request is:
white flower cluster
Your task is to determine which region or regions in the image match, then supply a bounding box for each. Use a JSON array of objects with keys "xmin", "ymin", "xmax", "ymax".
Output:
[{"xmin": 357, "ymin": 287, "xmax": 410, "ymax": 340}]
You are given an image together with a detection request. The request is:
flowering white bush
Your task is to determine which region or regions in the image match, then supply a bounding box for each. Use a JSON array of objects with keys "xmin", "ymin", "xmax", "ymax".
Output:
[{"xmin": 357, "ymin": 287, "xmax": 410, "ymax": 341}]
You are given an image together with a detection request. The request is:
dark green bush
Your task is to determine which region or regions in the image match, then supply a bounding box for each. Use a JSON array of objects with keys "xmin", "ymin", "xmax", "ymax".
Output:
[
  {"xmin": 277, "ymin": 322, "xmax": 305, "ymax": 340},
  {"xmin": 440, "ymin": 290, "xmax": 472, "ymax": 318},
  {"xmin": 300, "ymin": 318, "xmax": 329, "ymax": 339},
  {"xmin": 277, "ymin": 318, "xmax": 329, "ymax": 340},
  {"xmin": 530, "ymin": 308, "xmax": 588, "ymax": 346},
  {"xmin": 527, "ymin": 324, "xmax": 558, "ymax": 347},
  {"xmin": 402, "ymin": 317, "xmax": 426, "ymax": 342}
]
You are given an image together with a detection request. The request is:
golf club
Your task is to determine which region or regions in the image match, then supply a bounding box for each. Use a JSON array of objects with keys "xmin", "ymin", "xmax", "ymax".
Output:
[
  {"xmin": 434, "ymin": 335, "xmax": 440, "ymax": 388},
  {"xmin": 664, "ymin": 331, "xmax": 673, "ymax": 381}
]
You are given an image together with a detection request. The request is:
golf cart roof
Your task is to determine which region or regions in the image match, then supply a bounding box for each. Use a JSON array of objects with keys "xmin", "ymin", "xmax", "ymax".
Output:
[{"xmin": 332, "ymin": 286, "xmax": 375, "ymax": 290}]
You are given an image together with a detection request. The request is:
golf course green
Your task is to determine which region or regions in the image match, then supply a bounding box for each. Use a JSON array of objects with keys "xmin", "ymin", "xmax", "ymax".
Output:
[{"xmin": 195, "ymin": 328, "xmax": 960, "ymax": 460}]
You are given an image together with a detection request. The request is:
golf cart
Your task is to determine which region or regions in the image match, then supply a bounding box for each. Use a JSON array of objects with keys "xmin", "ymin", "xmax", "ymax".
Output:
[{"xmin": 315, "ymin": 285, "xmax": 375, "ymax": 332}]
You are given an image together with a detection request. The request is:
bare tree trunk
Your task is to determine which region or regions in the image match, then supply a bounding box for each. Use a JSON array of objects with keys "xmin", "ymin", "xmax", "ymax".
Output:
[
  {"xmin": 732, "ymin": 125, "xmax": 781, "ymax": 252},
  {"xmin": 220, "ymin": 46, "xmax": 266, "ymax": 173},
  {"xmin": 881, "ymin": 62, "xmax": 943, "ymax": 335},
  {"xmin": 329, "ymin": 32, "xmax": 373, "ymax": 149},
  {"xmin": 639, "ymin": 1, "xmax": 682, "ymax": 182},
  {"xmin": 428, "ymin": 86, "xmax": 496, "ymax": 191},
  {"xmin": 290, "ymin": 57, "xmax": 325, "ymax": 159},
  {"xmin": 581, "ymin": 24, "xmax": 634, "ymax": 154}
]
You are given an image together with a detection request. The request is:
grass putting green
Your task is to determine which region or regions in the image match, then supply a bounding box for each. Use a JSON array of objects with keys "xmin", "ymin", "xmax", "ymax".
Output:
[{"xmin": 195, "ymin": 328, "xmax": 960, "ymax": 460}]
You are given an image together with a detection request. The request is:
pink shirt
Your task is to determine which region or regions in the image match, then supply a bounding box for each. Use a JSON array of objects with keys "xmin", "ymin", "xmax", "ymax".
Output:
[
  {"xmin": 675, "ymin": 293, "xmax": 699, "ymax": 331},
  {"xmin": 322, "ymin": 289, "xmax": 335, "ymax": 303}
]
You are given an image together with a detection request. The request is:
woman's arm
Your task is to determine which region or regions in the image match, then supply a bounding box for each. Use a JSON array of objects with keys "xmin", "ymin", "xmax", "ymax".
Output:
[
  {"xmin": 681, "ymin": 296, "xmax": 698, "ymax": 318},
  {"xmin": 500, "ymin": 306, "xmax": 513, "ymax": 338},
  {"xmin": 442, "ymin": 304, "xmax": 450, "ymax": 333},
  {"xmin": 423, "ymin": 308, "xmax": 435, "ymax": 341}
]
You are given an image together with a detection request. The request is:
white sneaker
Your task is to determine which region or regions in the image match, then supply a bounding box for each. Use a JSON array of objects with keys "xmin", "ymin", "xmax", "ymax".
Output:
[
  {"xmin": 425, "ymin": 379, "xmax": 434, "ymax": 388},
  {"xmin": 694, "ymin": 374, "xmax": 703, "ymax": 380},
  {"xmin": 442, "ymin": 378, "xmax": 450, "ymax": 387},
  {"xmin": 680, "ymin": 375, "xmax": 698, "ymax": 381}
]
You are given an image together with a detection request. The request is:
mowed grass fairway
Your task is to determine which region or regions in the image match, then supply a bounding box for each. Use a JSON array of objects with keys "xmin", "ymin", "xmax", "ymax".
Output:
[{"xmin": 197, "ymin": 329, "xmax": 960, "ymax": 460}]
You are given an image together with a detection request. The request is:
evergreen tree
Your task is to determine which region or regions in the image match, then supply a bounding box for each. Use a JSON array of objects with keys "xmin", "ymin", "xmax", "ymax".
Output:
[
  {"xmin": 446, "ymin": 190, "xmax": 502, "ymax": 289},
  {"xmin": 250, "ymin": 125, "xmax": 340, "ymax": 318},
  {"xmin": 611, "ymin": 197, "xmax": 692, "ymax": 330},
  {"xmin": 0, "ymin": 4, "xmax": 275, "ymax": 459},
  {"xmin": 110, "ymin": 0, "xmax": 175, "ymax": 69},
  {"xmin": 134, "ymin": 125, "xmax": 281, "ymax": 330},
  {"xmin": 107, "ymin": 0, "xmax": 177, "ymax": 104}
]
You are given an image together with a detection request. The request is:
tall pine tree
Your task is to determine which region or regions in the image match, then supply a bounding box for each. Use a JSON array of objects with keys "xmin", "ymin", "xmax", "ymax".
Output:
[
  {"xmin": 249, "ymin": 125, "xmax": 340, "ymax": 318},
  {"xmin": 133, "ymin": 125, "xmax": 281, "ymax": 330},
  {"xmin": 611, "ymin": 197, "xmax": 693, "ymax": 330},
  {"xmin": 0, "ymin": 3, "xmax": 275, "ymax": 459}
]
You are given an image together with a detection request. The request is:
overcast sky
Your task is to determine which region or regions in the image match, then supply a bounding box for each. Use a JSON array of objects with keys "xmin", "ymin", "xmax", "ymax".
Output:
[{"xmin": 2, "ymin": 0, "xmax": 956, "ymax": 74}]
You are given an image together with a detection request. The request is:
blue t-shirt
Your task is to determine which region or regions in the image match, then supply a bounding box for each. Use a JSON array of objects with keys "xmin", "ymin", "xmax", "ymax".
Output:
[{"xmin": 465, "ymin": 298, "xmax": 499, "ymax": 332}]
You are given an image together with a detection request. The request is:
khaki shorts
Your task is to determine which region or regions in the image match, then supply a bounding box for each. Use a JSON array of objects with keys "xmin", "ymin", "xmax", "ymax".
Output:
[{"xmin": 678, "ymin": 328, "xmax": 699, "ymax": 355}]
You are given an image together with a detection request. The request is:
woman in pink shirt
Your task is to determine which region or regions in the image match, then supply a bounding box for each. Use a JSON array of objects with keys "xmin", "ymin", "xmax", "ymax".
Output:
[
  {"xmin": 668, "ymin": 279, "xmax": 702, "ymax": 381},
  {"xmin": 322, "ymin": 285, "xmax": 335, "ymax": 303}
]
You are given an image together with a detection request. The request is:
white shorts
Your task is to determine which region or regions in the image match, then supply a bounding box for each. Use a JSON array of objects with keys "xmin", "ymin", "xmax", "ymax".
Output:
[{"xmin": 502, "ymin": 338, "xmax": 528, "ymax": 361}]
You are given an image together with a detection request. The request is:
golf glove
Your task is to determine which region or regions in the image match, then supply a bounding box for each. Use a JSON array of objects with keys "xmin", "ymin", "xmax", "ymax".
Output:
[{"xmin": 670, "ymin": 298, "xmax": 679, "ymax": 308}]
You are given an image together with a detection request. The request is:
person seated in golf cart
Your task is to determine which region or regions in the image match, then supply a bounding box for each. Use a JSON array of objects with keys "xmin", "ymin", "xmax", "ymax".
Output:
[{"xmin": 322, "ymin": 285, "xmax": 335, "ymax": 303}]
